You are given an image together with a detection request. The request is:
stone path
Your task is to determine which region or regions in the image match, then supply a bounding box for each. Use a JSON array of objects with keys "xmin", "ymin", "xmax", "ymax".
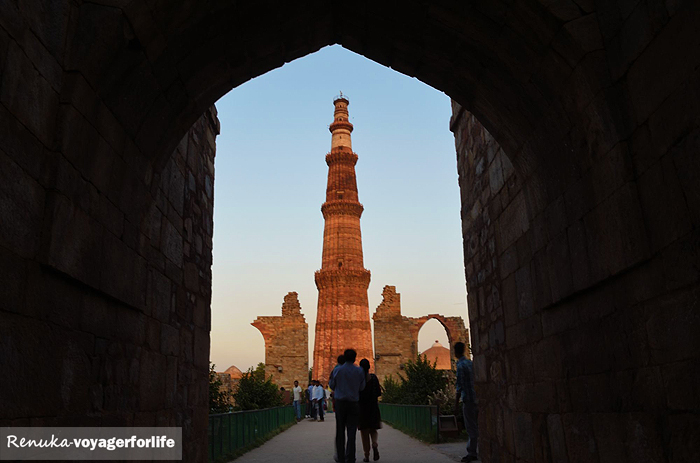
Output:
[{"xmin": 231, "ymin": 413, "xmax": 479, "ymax": 463}]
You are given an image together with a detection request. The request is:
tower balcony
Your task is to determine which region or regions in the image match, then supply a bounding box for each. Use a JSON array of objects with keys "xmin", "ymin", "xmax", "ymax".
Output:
[
  {"xmin": 325, "ymin": 149, "xmax": 358, "ymax": 165},
  {"xmin": 321, "ymin": 200, "xmax": 364, "ymax": 219},
  {"xmin": 329, "ymin": 120, "xmax": 354, "ymax": 132},
  {"xmin": 314, "ymin": 268, "xmax": 371, "ymax": 290}
]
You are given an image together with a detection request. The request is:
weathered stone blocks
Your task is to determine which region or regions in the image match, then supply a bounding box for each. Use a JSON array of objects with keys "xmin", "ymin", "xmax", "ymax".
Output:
[
  {"xmin": 373, "ymin": 286, "xmax": 470, "ymax": 385},
  {"xmin": 452, "ymin": 42, "xmax": 699, "ymax": 458},
  {"xmin": 0, "ymin": 102, "xmax": 217, "ymax": 463},
  {"xmin": 252, "ymin": 292, "xmax": 309, "ymax": 390}
]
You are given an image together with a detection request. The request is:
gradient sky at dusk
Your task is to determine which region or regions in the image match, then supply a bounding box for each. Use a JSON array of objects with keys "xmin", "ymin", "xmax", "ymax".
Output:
[{"xmin": 210, "ymin": 45, "xmax": 468, "ymax": 374}]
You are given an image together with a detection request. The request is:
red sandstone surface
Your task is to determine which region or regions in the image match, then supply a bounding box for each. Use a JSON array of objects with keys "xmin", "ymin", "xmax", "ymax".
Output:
[{"xmin": 313, "ymin": 96, "xmax": 374, "ymax": 380}]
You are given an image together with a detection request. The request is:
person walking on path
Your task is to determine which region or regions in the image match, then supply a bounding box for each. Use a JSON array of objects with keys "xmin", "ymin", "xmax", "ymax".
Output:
[
  {"xmin": 292, "ymin": 380, "xmax": 303, "ymax": 422},
  {"xmin": 454, "ymin": 342, "xmax": 478, "ymax": 462},
  {"xmin": 330, "ymin": 355, "xmax": 345, "ymax": 412},
  {"xmin": 307, "ymin": 383, "xmax": 315, "ymax": 420},
  {"xmin": 319, "ymin": 381, "xmax": 328, "ymax": 419},
  {"xmin": 329, "ymin": 349, "xmax": 366, "ymax": 463},
  {"xmin": 313, "ymin": 380, "xmax": 326, "ymax": 422},
  {"xmin": 358, "ymin": 358, "xmax": 381, "ymax": 462},
  {"xmin": 330, "ymin": 355, "xmax": 344, "ymax": 462}
]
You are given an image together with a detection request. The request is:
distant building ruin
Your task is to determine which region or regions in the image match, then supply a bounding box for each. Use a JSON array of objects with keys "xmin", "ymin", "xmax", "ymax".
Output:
[
  {"xmin": 373, "ymin": 286, "xmax": 469, "ymax": 385},
  {"xmin": 216, "ymin": 365, "xmax": 243, "ymax": 407},
  {"xmin": 251, "ymin": 292, "xmax": 309, "ymax": 390}
]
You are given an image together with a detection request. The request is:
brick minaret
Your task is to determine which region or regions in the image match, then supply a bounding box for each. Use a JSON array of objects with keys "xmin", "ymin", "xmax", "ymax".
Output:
[{"xmin": 313, "ymin": 94, "xmax": 373, "ymax": 381}]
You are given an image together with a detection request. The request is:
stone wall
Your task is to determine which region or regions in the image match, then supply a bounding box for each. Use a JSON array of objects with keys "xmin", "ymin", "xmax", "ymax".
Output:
[
  {"xmin": 0, "ymin": 103, "xmax": 218, "ymax": 463},
  {"xmin": 252, "ymin": 292, "xmax": 309, "ymax": 390},
  {"xmin": 373, "ymin": 286, "xmax": 469, "ymax": 385},
  {"xmin": 452, "ymin": 100, "xmax": 700, "ymax": 462}
]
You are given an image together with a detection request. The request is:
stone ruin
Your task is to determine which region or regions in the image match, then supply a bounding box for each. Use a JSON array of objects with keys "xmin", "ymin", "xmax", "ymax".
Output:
[
  {"xmin": 251, "ymin": 292, "xmax": 309, "ymax": 390},
  {"xmin": 373, "ymin": 286, "xmax": 470, "ymax": 385}
]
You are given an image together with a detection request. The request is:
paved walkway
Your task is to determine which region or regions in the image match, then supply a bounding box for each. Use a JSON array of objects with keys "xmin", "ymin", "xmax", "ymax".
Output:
[{"xmin": 231, "ymin": 413, "xmax": 479, "ymax": 463}]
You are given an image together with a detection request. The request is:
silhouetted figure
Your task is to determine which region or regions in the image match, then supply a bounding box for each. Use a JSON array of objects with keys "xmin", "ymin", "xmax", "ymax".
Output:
[
  {"xmin": 330, "ymin": 355, "xmax": 345, "ymax": 410},
  {"xmin": 358, "ymin": 358, "xmax": 381, "ymax": 461},
  {"xmin": 330, "ymin": 349, "xmax": 366, "ymax": 463},
  {"xmin": 331, "ymin": 354, "xmax": 346, "ymax": 461},
  {"xmin": 454, "ymin": 342, "xmax": 478, "ymax": 462}
]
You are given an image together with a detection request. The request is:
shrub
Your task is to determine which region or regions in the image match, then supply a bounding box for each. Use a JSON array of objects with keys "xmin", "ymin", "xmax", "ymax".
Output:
[
  {"xmin": 380, "ymin": 375, "xmax": 403, "ymax": 404},
  {"xmin": 428, "ymin": 379, "xmax": 457, "ymax": 415},
  {"xmin": 400, "ymin": 354, "xmax": 449, "ymax": 405},
  {"xmin": 232, "ymin": 364, "xmax": 283, "ymax": 411},
  {"xmin": 380, "ymin": 354, "xmax": 449, "ymax": 406},
  {"xmin": 209, "ymin": 363, "xmax": 231, "ymax": 413}
]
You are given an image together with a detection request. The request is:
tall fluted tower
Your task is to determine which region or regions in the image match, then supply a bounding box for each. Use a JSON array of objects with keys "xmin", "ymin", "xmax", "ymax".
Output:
[{"xmin": 313, "ymin": 94, "xmax": 373, "ymax": 381}]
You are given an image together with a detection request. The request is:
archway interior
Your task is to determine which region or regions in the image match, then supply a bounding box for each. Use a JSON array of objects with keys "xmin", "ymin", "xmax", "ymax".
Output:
[
  {"xmin": 209, "ymin": 45, "xmax": 468, "ymax": 374},
  {"xmin": 417, "ymin": 318, "xmax": 451, "ymax": 355}
]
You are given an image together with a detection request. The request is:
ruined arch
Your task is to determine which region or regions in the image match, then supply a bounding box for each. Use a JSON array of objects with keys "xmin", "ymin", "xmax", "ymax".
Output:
[
  {"xmin": 413, "ymin": 314, "xmax": 470, "ymax": 362},
  {"xmin": 2, "ymin": 1, "xmax": 699, "ymax": 462},
  {"xmin": 373, "ymin": 286, "xmax": 469, "ymax": 384}
]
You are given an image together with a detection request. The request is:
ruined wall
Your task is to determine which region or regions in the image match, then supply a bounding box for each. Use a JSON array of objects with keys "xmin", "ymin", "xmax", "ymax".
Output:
[
  {"xmin": 373, "ymin": 285, "xmax": 469, "ymax": 385},
  {"xmin": 373, "ymin": 286, "xmax": 413, "ymax": 384},
  {"xmin": 0, "ymin": 103, "xmax": 218, "ymax": 463},
  {"xmin": 252, "ymin": 292, "xmax": 309, "ymax": 390},
  {"xmin": 453, "ymin": 98, "xmax": 700, "ymax": 463}
]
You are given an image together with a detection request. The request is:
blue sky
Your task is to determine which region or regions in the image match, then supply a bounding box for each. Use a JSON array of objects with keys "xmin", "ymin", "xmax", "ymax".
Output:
[{"xmin": 210, "ymin": 45, "xmax": 468, "ymax": 373}]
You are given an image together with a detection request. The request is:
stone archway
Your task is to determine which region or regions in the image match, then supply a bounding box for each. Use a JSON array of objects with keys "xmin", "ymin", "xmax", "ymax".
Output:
[
  {"xmin": 2, "ymin": 2, "xmax": 699, "ymax": 462},
  {"xmin": 413, "ymin": 314, "xmax": 471, "ymax": 362},
  {"xmin": 373, "ymin": 286, "xmax": 470, "ymax": 384}
]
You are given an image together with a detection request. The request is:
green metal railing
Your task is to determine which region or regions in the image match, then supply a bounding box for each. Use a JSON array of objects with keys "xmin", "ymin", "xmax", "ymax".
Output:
[
  {"xmin": 208, "ymin": 405, "xmax": 302, "ymax": 462},
  {"xmin": 378, "ymin": 403, "xmax": 439, "ymax": 443}
]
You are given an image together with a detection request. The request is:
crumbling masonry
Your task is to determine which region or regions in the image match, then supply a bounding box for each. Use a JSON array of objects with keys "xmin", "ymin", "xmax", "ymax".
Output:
[
  {"xmin": 251, "ymin": 292, "xmax": 309, "ymax": 390},
  {"xmin": 373, "ymin": 286, "xmax": 470, "ymax": 385}
]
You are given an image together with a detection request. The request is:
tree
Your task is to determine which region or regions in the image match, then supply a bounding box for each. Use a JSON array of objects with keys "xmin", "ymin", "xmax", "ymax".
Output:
[
  {"xmin": 380, "ymin": 354, "xmax": 449, "ymax": 406},
  {"xmin": 232, "ymin": 365, "xmax": 283, "ymax": 411},
  {"xmin": 209, "ymin": 363, "xmax": 231, "ymax": 413},
  {"xmin": 380, "ymin": 375, "xmax": 403, "ymax": 404},
  {"xmin": 427, "ymin": 372, "xmax": 457, "ymax": 415},
  {"xmin": 400, "ymin": 354, "xmax": 448, "ymax": 405}
]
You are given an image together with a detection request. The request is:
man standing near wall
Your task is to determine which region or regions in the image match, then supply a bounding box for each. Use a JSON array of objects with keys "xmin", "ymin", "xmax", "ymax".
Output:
[
  {"xmin": 454, "ymin": 342, "xmax": 478, "ymax": 462},
  {"xmin": 293, "ymin": 380, "xmax": 302, "ymax": 422},
  {"xmin": 330, "ymin": 349, "xmax": 366, "ymax": 463}
]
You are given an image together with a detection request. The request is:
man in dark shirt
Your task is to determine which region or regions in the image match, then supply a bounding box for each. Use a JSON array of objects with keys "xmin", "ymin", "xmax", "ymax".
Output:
[
  {"xmin": 329, "ymin": 349, "xmax": 366, "ymax": 463},
  {"xmin": 454, "ymin": 342, "xmax": 478, "ymax": 462}
]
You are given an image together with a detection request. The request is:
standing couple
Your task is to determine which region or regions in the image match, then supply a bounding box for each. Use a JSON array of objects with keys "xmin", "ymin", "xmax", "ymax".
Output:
[{"xmin": 329, "ymin": 349, "xmax": 382, "ymax": 463}]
